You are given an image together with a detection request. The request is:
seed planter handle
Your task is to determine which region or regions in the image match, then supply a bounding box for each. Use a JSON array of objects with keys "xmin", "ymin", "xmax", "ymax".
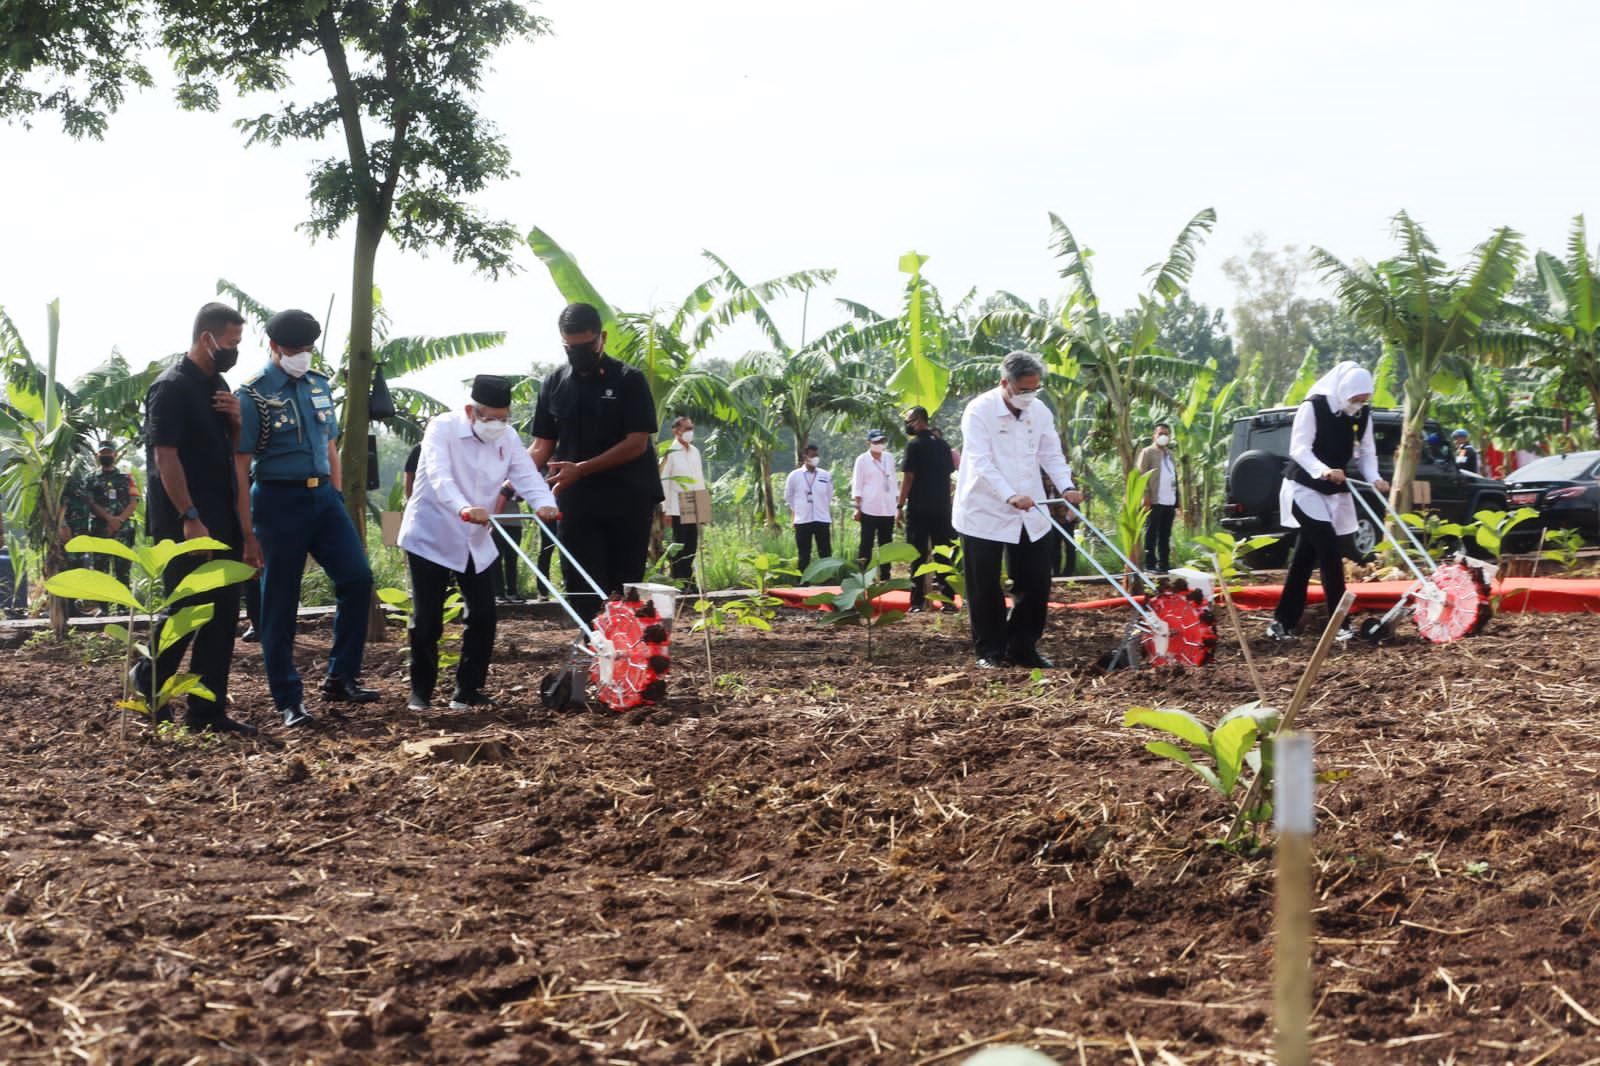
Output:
[
  {"xmin": 1034, "ymin": 501, "xmax": 1159, "ymax": 629},
  {"xmin": 1346, "ymin": 479, "xmax": 1437, "ymax": 580},
  {"xmin": 488, "ymin": 513, "xmax": 600, "ymax": 641}
]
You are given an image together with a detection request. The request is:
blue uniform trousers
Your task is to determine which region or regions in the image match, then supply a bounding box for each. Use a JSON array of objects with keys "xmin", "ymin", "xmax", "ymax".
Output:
[{"xmin": 253, "ymin": 481, "xmax": 372, "ymax": 707}]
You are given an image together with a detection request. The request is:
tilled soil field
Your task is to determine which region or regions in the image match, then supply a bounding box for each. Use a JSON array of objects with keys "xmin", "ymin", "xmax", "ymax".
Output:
[{"xmin": 3, "ymin": 598, "xmax": 1600, "ymax": 1064}]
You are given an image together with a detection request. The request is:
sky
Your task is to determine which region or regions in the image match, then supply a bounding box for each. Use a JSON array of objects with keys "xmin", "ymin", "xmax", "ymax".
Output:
[{"xmin": 2, "ymin": 0, "xmax": 1597, "ymax": 413}]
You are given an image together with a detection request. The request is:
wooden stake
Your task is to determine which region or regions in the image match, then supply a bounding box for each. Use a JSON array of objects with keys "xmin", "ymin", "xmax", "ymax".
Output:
[
  {"xmin": 1209, "ymin": 553, "xmax": 1267, "ymax": 706},
  {"xmin": 1225, "ymin": 589, "xmax": 1353, "ymax": 844},
  {"xmin": 1274, "ymin": 731, "xmax": 1315, "ymax": 1066}
]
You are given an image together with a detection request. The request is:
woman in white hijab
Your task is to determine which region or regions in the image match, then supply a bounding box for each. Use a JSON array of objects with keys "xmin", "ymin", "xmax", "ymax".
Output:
[{"xmin": 1269, "ymin": 360, "xmax": 1390, "ymax": 641}]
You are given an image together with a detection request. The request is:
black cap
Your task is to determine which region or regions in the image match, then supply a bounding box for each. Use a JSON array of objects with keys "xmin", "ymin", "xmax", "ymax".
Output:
[
  {"xmin": 265, "ymin": 309, "xmax": 322, "ymax": 349},
  {"xmin": 471, "ymin": 374, "xmax": 513, "ymax": 408},
  {"xmin": 866, "ymin": 429, "xmax": 887, "ymax": 442}
]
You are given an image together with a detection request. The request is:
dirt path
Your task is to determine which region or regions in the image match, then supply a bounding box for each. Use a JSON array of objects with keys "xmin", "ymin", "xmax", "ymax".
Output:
[{"xmin": 3, "ymin": 604, "xmax": 1599, "ymax": 1063}]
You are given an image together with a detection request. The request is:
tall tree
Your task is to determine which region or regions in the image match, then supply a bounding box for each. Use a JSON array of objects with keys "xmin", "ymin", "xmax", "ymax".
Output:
[
  {"xmin": 0, "ymin": 1, "xmax": 548, "ymax": 542},
  {"xmin": 1313, "ymin": 212, "xmax": 1528, "ymax": 510}
]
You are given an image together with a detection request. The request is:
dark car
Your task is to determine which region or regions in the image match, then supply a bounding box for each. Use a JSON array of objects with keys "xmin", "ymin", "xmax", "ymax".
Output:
[
  {"xmin": 1504, "ymin": 451, "xmax": 1600, "ymax": 543},
  {"xmin": 1222, "ymin": 406, "xmax": 1508, "ymax": 565}
]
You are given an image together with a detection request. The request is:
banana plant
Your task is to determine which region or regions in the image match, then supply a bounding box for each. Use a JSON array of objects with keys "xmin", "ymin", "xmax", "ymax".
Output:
[
  {"xmin": 1124, "ymin": 701, "xmax": 1282, "ymax": 842},
  {"xmin": 45, "ymin": 535, "xmax": 256, "ymax": 738},
  {"xmin": 1514, "ymin": 215, "xmax": 1600, "ymax": 439},
  {"xmin": 1313, "ymin": 213, "xmax": 1535, "ymax": 512},
  {"xmin": 976, "ymin": 209, "xmax": 1215, "ymax": 479}
]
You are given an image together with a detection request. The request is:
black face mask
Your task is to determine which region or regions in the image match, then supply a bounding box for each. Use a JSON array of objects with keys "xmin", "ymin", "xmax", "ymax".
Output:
[
  {"xmin": 99, "ymin": 456, "xmax": 116, "ymax": 468},
  {"xmin": 564, "ymin": 343, "xmax": 601, "ymax": 374},
  {"xmin": 904, "ymin": 423, "xmax": 920, "ymax": 437},
  {"xmin": 212, "ymin": 347, "xmax": 240, "ymax": 374}
]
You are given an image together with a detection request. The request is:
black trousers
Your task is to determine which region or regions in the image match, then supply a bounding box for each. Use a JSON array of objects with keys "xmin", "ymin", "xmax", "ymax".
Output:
[
  {"xmin": 90, "ymin": 528, "xmax": 134, "ymax": 586},
  {"xmin": 906, "ymin": 507, "xmax": 955, "ymax": 608},
  {"xmin": 1144, "ymin": 503, "xmax": 1177, "ymax": 573},
  {"xmin": 407, "ymin": 551, "xmax": 496, "ymax": 699},
  {"xmin": 138, "ymin": 540, "xmax": 243, "ymax": 725},
  {"xmin": 962, "ymin": 530, "xmax": 1052, "ymax": 662},
  {"xmin": 243, "ymin": 572, "xmax": 261, "ymax": 629},
  {"xmin": 669, "ymin": 516, "xmax": 699, "ymax": 583},
  {"xmin": 557, "ymin": 504, "xmax": 655, "ymax": 628},
  {"xmin": 1276, "ymin": 503, "xmax": 1346, "ymax": 631},
  {"xmin": 857, "ymin": 514, "xmax": 895, "ymax": 579},
  {"xmin": 794, "ymin": 521, "xmax": 832, "ymax": 573}
]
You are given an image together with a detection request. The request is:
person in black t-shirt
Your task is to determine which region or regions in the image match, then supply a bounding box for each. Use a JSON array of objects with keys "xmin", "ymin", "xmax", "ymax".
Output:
[
  {"xmin": 133, "ymin": 301, "xmax": 257, "ymax": 736},
  {"xmin": 897, "ymin": 406, "xmax": 957, "ymax": 611},
  {"xmin": 528, "ymin": 302, "xmax": 662, "ymax": 624}
]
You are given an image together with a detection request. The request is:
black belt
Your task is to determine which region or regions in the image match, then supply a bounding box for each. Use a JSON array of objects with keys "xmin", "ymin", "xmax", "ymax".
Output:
[{"xmin": 259, "ymin": 477, "xmax": 328, "ymax": 488}]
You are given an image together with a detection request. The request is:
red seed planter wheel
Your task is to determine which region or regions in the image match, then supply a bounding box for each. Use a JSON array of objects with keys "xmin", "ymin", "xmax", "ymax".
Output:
[
  {"xmin": 588, "ymin": 598, "xmax": 671, "ymax": 711},
  {"xmin": 1141, "ymin": 588, "xmax": 1220, "ymax": 667},
  {"xmin": 1413, "ymin": 560, "xmax": 1491, "ymax": 644}
]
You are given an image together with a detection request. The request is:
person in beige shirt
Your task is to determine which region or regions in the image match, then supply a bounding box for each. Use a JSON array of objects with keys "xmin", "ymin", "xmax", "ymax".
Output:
[{"xmin": 1135, "ymin": 422, "xmax": 1178, "ymax": 572}]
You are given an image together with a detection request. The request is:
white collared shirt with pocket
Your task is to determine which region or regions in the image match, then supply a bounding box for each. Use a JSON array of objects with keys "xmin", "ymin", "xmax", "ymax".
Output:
[
  {"xmin": 398, "ymin": 411, "xmax": 556, "ymax": 573},
  {"xmin": 953, "ymin": 387, "xmax": 1074, "ymax": 543},
  {"xmin": 850, "ymin": 449, "xmax": 899, "ymax": 517},
  {"xmin": 784, "ymin": 465, "xmax": 834, "ymax": 525}
]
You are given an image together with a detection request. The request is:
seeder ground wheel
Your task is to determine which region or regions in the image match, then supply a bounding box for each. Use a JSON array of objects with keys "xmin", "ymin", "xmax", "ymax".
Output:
[
  {"xmin": 1412, "ymin": 560, "xmax": 1491, "ymax": 644},
  {"xmin": 1141, "ymin": 587, "xmax": 1219, "ymax": 667},
  {"xmin": 588, "ymin": 596, "xmax": 671, "ymax": 711}
]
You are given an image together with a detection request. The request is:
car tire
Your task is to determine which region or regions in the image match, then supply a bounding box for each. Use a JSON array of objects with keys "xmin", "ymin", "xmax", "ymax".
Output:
[
  {"xmin": 1230, "ymin": 449, "xmax": 1285, "ymax": 519},
  {"xmin": 1353, "ymin": 513, "xmax": 1381, "ymax": 558}
]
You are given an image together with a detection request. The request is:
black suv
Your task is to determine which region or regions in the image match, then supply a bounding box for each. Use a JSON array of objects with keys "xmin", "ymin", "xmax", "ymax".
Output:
[{"xmin": 1222, "ymin": 406, "xmax": 1508, "ymax": 564}]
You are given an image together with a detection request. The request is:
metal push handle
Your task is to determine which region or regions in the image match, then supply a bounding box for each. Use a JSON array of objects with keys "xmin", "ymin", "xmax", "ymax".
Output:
[
  {"xmin": 1034, "ymin": 502, "xmax": 1158, "ymax": 628},
  {"xmin": 487, "ymin": 513, "xmax": 600, "ymax": 640}
]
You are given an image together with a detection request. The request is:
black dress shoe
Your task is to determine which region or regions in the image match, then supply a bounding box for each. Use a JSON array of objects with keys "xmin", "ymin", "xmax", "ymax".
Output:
[
  {"xmin": 188, "ymin": 715, "xmax": 259, "ymax": 737},
  {"xmin": 1011, "ymin": 649, "xmax": 1055, "ymax": 669},
  {"xmin": 321, "ymin": 676, "xmax": 379, "ymax": 703},
  {"xmin": 449, "ymin": 690, "xmax": 494, "ymax": 710},
  {"xmin": 240, "ymin": 625, "xmax": 260, "ymax": 643},
  {"xmin": 280, "ymin": 704, "xmax": 316, "ymax": 728}
]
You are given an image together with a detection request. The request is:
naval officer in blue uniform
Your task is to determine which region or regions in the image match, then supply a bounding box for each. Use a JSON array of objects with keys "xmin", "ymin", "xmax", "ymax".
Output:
[{"xmin": 236, "ymin": 309, "xmax": 377, "ymax": 728}]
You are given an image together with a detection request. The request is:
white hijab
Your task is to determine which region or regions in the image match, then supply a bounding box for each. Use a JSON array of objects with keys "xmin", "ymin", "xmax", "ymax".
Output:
[{"xmin": 1306, "ymin": 360, "xmax": 1374, "ymax": 416}]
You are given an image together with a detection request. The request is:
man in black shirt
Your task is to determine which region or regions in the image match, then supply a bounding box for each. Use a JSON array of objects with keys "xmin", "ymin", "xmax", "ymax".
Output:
[
  {"xmin": 529, "ymin": 303, "xmax": 662, "ymax": 624},
  {"xmin": 135, "ymin": 302, "xmax": 257, "ymax": 735},
  {"xmin": 897, "ymin": 405, "xmax": 957, "ymax": 611}
]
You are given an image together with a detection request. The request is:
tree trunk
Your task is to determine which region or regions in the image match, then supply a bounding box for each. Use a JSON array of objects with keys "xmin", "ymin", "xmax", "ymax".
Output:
[
  {"xmin": 339, "ymin": 219, "xmax": 386, "ymax": 642},
  {"xmin": 1391, "ymin": 389, "xmax": 1427, "ymax": 516},
  {"xmin": 756, "ymin": 450, "xmax": 777, "ymax": 530},
  {"xmin": 1588, "ymin": 379, "xmax": 1600, "ymax": 442}
]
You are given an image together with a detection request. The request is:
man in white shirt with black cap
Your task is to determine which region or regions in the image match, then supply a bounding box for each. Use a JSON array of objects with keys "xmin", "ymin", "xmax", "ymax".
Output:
[
  {"xmin": 399, "ymin": 374, "xmax": 557, "ymax": 711},
  {"xmin": 850, "ymin": 428, "xmax": 899, "ymax": 579},
  {"xmin": 953, "ymin": 350, "xmax": 1081, "ymax": 669}
]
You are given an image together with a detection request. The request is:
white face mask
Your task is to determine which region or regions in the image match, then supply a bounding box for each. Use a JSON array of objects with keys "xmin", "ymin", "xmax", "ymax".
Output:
[
  {"xmin": 804, "ymin": 456, "xmax": 818, "ymax": 468},
  {"xmin": 474, "ymin": 418, "xmax": 510, "ymax": 442},
  {"xmin": 279, "ymin": 352, "xmax": 313, "ymax": 378},
  {"xmin": 1009, "ymin": 390, "xmax": 1038, "ymax": 411},
  {"xmin": 1155, "ymin": 433, "xmax": 1171, "ymax": 448},
  {"xmin": 679, "ymin": 430, "xmax": 694, "ymax": 444},
  {"xmin": 870, "ymin": 443, "xmax": 885, "ymax": 455}
]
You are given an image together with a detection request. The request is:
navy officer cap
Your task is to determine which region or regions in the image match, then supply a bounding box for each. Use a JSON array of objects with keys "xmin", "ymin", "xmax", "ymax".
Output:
[{"xmin": 265, "ymin": 309, "xmax": 321, "ymax": 349}]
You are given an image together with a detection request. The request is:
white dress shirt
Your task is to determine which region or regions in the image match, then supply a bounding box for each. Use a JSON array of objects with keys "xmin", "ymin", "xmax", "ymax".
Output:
[
  {"xmin": 1156, "ymin": 451, "xmax": 1177, "ymax": 506},
  {"xmin": 850, "ymin": 449, "xmax": 899, "ymax": 517},
  {"xmin": 398, "ymin": 411, "xmax": 556, "ymax": 573},
  {"xmin": 953, "ymin": 387, "xmax": 1074, "ymax": 543},
  {"xmin": 659, "ymin": 442, "xmax": 706, "ymax": 517},
  {"xmin": 783, "ymin": 465, "xmax": 834, "ymax": 525},
  {"xmin": 1277, "ymin": 400, "xmax": 1379, "ymax": 535}
]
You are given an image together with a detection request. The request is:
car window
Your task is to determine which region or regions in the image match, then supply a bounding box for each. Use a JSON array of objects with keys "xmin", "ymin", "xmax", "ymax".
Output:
[
  {"xmin": 1506, "ymin": 453, "xmax": 1600, "ymax": 483},
  {"xmin": 1248, "ymin": 424, "xmax": 1290, "ymax": 455}
]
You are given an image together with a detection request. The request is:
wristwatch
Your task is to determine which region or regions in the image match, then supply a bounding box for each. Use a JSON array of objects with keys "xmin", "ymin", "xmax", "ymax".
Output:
[{"xmin": 181, "ymin": 506, "xmax": 200, "ymax": 521}]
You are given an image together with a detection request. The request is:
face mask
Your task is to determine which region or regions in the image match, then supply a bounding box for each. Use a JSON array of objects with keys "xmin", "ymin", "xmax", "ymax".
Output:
[
  {"xmin": 99, "ymin": 456, "xmax": 116, "ymax": 468},
  {"xmin": 904, "ymin": 423, "xmax": 919, "ymax": 437},
  {"xmin": 1009, "ymin": 390, "xmax": 1038, "ymax": 411},
  {"xmin": 474, "ymin": 418, "xmax": 510, "ymax": 442},
  {"xmin": 280, "ymin": 352, "xmax": 312, "ymax": 378},
  {"xmin": 1155, "ymin": 433, "xmax": 1171, "ymax": 448},
  {"xmin": 680, "ymin": 430, "xmax": 694, "ymax": 444},
  {"xmin": 1343, "ymin": 399, "xmax": 1366, "ymax": 416},
  {"xmin": 804, "ymin": 456, "xmax": 818, "ymax": 468},
  {"xmin": 870, "ymin": 444, "xmax": 885, "ymax": 455},
  {"xmin": 212, "ymin": 347, "xmax": 239, "ymax": 373},
  {"xmin": 565, "ymin": 343, "xmax": 601, "ymax": 374}
]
